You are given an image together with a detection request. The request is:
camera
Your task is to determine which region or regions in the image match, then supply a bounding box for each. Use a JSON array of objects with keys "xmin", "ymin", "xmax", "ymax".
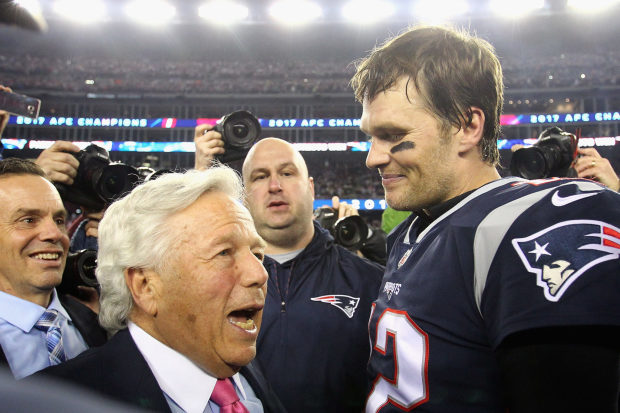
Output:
[
  {"xmin": 314, "ymin": 208, "xmax": 373, "ymax": 250},
  {"xmin": 510, "ymin": 126, "xmax": 579, "ymax": 179},
  {"xmin": 314, "ymin": 207, "xmax": 387, "ymax": 264},
  {"xmin": 55, "ymin": 144, "xmax": 141, "ymax": 211},
  {"xmin": 57, "ymin": 249, "xmax": 99, "ymax": 298},
  {"xmin": 213, "ymin": 110, "xmax": 262, "ymax": 163}
]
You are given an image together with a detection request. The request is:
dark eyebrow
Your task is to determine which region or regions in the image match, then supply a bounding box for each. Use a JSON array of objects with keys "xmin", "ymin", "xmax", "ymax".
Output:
[{"xmin": 362, "ymin": 121, "xmax": 408, "ymax": 140}]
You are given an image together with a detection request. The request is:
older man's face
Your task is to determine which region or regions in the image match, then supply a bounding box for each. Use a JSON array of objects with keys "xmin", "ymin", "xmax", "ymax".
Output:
[
  {"xmin": 153, "ymin": 190, "xmax": 268, "ymax": 377},
  {"xmin": 0, "ymin": 174, "xmax": 69, "ymax": 305}
]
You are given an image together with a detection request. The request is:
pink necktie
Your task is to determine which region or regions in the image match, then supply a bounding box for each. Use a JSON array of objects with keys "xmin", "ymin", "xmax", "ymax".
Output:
[{"xmin": 210, "ymin": 378, "xmax": 249, "ymax": 413}]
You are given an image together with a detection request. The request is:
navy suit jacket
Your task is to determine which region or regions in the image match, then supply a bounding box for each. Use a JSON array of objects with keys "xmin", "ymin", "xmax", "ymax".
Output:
[
  {"xmin": 39, "ymin": 328, "xmax": 287, "ymax": 413},
  {"xmin": 0, "ymin": 294, "xmax": 107, "ymax": 366}
]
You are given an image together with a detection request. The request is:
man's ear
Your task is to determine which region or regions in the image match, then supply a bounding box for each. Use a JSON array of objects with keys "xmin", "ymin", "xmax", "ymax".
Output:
[
  {"xmin": 458, "ymin": 107, "xmax": 485, "ymax": 154},
  {"xmin": 308, "ymin": 176, "xmax": 315, "ymax": 200},
  {"xmin": 125, "ymin": 267, "xmax": 160, "ymax": 317}
]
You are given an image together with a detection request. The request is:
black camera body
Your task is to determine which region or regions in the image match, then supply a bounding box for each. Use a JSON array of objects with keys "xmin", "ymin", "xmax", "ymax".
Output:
[
  {"xmin": 510, "ymin": 127, "xmax": 579, "ymax": 179},
  {"xmin": 55, "ymin": 144, "xmax": 141, "ymax": 211},
  {"xmin": 57, "ymin": 249, "xmax": 99, "ymax": 298},
  {"xmin": 214, "ymin": 110, "xmax": 262, "ymax": 163}
]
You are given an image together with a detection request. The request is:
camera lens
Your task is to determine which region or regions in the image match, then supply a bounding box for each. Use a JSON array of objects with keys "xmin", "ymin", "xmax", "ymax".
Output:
[
  {"xmin": 58, "ymin": 249, "xmax": 99, "ymax": 296},
  {"xmin": 232, "ymin": 122, "xmax": 249, "ymax": 139},
  {"xmin": 335, "ymin": 216, "xmax": 369, "ymax": 250},
  {"xmin": 97, "ymin": 164, "xmax": 140, "ymax": 203},
  {"xmin": 75, "ymin": 249, "xmax": 98, "ymax": 287},
  {"xmin": 224, "ymin": 119, "xmax": 257, "ymax": 147},
  {"xmin": 510, "ymin": 147, "xmax": 548, "ymax": 179},
  {"xmin": 338, "ymin": 221, "xmax": 359, "ymax": 244}
]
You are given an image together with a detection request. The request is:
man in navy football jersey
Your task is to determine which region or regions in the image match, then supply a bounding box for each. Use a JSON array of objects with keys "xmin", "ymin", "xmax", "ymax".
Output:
[{"xmin": 351, "ymin": 26, "xmax": 620, "ymax": 412}]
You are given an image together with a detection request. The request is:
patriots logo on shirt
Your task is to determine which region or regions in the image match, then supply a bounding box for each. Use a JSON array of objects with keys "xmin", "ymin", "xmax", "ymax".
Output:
[
  {"xmin": 398, "ymin": 247, "xmax": 413, "ymax": 269},
  {"xmin": 311, "ymin": 295, "xmax": 360, "ymax": 318},
  {"xmin": 512, "ymin": 220, "xmax": 620, "ymax": 302}
]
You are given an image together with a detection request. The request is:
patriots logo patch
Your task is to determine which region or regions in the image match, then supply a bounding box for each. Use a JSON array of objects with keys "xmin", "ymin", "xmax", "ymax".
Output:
[
  {"xmin": 311, "ymin": 295, "xmax": 360, "ymax": 318},
  {"xmin": 398, "ymin": 247, "xmax": 413, "ymax": 269},
  {"xmin": 512, "ymin": 220, "xmax": 620, "ymax": 302}
]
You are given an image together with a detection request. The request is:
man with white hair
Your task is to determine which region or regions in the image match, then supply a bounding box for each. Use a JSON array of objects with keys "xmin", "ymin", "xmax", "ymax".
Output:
[
  {"xmin": 194, "ymin": 131, "xmax": 384, "ymax": 413},
  {"xmin": 40, "ymin": 166, "xmax": 286, "ymax": 413}
]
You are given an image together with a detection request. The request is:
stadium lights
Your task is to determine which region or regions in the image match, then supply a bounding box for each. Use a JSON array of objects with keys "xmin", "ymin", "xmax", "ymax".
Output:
[
  {"xmin": 198, "ymin": 1, "xmax": 249, "ymax": 25},
  {"xmin": 567, "ymin": 0, "xmax": 619, "ymax": 12},
  {"xmin": 15, "ymin": 0, "xmax": 42, "ymax": 16},
  {"xmin": 268, "ymin": 0, "xmax": 322, "ymax": 26},
  {"xmin": 489, "ymin": 0, "xmax": 545, "ymax": 17},
  {"xmin": 412, "ymin": 0, "xmax": 469, "ymax": 23},
  {"xmin": 342, "ymin": 0, "xmax": 396, "ymax": 24},
  {"xmin": 53, "ymin": 0, "xmax": 107, "ymax": 23},
  {"xmin": 125, "ymin": 0, "xmax": 176, "ymax": 25}
]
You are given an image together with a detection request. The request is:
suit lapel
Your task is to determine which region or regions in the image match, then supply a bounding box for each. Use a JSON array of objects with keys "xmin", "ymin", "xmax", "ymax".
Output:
[
  {"xmin": 60, "ymin": 294, "xmax": 107, "ymax": 347},
  {"xmin": 107, "ymin": 329, "xmax": 172, "ymax": 412}
]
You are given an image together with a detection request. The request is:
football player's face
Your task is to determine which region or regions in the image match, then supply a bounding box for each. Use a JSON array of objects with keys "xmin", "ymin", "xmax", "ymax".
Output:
[
  {"xmin": 361, "ymin": 76, "xmax": 461, "ymax": 211},
  {"xmin": 0, "ymin": 174, "xmax": 69, "ymax": 306},
  {"xmin": 542, "ymin": 259, "xmax": 575, "ymax": 295}
]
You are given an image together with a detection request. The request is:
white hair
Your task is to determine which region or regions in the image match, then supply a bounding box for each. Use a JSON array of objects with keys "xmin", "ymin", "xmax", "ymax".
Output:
[{"xmin": 96, "ymin": 166, "xmax": 243, "ymax": 332}]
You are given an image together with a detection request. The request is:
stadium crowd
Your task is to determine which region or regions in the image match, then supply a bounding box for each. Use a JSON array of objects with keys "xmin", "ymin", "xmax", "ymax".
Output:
[{"xmin": 0, "ymin": 50, "xmax": 618, "ymax": 95}]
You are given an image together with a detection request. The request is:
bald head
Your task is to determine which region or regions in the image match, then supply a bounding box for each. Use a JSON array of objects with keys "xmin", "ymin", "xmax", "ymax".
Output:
[
  {"xmin": 242, "ymin": 138, "xmax": 309, "ymax": 183},
  {"xmin": 241, "ymin": 138, "xmax": 315, "ymax": 254}
]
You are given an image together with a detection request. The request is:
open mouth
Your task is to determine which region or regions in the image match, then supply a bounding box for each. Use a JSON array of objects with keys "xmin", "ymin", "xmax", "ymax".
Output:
[
  {"xmin": 228, "ymin": 307, "xmax": 260, "ymax": 332},
  {"xmin": 30, "ymin": 252, "xmax": 62, "ymax": 261}
]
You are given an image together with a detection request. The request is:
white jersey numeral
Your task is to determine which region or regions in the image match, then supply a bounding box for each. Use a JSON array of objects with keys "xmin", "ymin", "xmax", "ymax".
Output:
[{"xmin": 366, "ymin": 309, "xmax": 430, "ymax": 412}]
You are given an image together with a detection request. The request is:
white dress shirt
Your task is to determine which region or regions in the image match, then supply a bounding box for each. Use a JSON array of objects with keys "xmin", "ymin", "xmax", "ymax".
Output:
[{"xmin": 128, "ymin": 322, "xmax": 263, "ymax": 413}]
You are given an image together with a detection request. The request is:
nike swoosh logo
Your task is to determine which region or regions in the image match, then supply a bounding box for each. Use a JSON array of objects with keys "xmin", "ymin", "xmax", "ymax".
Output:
[{"xmin": 551, "ymin": 190, "xmax": 599, "ymax": 206}]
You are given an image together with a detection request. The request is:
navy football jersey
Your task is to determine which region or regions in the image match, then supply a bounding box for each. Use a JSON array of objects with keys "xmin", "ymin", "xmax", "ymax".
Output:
[{"xmin": 366, "ymin": 177, "xmax": 620, "ymax": 412}]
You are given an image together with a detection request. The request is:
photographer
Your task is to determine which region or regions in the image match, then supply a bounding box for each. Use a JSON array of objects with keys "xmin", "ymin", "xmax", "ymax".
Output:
[{"xmin": 195, "ymin": 126, "xmax": 384, "ymax": 413}]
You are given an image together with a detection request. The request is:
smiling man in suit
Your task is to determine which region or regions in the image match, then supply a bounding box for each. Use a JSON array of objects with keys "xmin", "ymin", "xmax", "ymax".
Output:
[
  {"xmin": 0, "ymin": 158, "xmax": 106, "ymax": 379},
  {"xmin": 40, "ymin": 166, "xmax": 286, "ymax": 413}
]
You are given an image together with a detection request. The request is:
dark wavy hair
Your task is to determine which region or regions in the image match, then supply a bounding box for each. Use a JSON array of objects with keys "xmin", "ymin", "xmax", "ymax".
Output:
[
  {"xmin": 0, "ymin": 157, "xmax": 46, "ymax": 178},
  {"xmin": 351, "ymin": 25, "xmax": 503, "ymax": 165}
]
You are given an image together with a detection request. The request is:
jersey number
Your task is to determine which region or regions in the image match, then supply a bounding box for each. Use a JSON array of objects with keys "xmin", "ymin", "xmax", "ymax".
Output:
[{"xmin": 366, "ymin": 309, "xmax": 429, "ymax": 412}]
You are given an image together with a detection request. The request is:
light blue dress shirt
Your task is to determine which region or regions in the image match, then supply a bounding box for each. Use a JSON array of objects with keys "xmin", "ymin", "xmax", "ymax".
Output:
[{"xmin": 0, "ymin": 289, "xmax": 89, "ymax": 379}]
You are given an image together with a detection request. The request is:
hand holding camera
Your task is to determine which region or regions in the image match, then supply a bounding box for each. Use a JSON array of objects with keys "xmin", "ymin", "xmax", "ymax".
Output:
[
  {"xmin": 573, "ymin": 147, "xmax": 620, "ymax": 191},
  {"xmin": 55, "ymin": 144, "xmax": 141, "ymax": 211},
  {"xmin": 314, "ymin": 196, "xmax": 387, "ymax": 265},
  {"xmin": 194, "ymin": 110, "xmax": 261, "ymax": 169},
  {"xmin": 35, "ymin": 140, "xmax": 81, "ymax": 185},
  {"xmin": 510, "ymin": 126, "xmax": 578, "ymax": 179}
]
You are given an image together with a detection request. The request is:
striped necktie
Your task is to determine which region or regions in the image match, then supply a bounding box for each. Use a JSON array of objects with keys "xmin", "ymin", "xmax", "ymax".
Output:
[{"xmin": 34, "ymin": 309, "xmax": 67, "ymax": 365}]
